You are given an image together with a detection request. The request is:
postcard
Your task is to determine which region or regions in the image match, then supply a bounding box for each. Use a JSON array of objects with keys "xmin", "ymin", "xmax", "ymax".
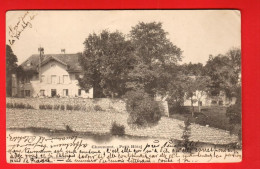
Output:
[{"xmin": 6, "ymin": 10, "xmax": 241, "ymax": 163}]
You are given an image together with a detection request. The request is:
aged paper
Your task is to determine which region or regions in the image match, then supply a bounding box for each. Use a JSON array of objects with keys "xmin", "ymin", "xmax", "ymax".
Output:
[{"xmin": 6, "ymin": 10, "xmax": 241, "ymax": 163}]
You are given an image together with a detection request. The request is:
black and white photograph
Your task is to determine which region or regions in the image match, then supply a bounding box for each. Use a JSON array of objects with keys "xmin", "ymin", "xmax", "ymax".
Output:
[{"xmin": 6, "ymin": 10, "xmax": 241, "ymax": 163}]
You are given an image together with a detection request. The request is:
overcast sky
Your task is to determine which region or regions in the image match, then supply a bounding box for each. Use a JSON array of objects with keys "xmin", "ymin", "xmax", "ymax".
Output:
[{"xmin": 6, "ymin": 10, "xmax": 241, "ymax": 65}]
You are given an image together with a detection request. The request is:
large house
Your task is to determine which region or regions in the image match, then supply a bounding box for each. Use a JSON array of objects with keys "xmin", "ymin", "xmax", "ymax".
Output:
[{"xmin": 12, "ymin": 53, "xmax": 93, "ymax": 98}]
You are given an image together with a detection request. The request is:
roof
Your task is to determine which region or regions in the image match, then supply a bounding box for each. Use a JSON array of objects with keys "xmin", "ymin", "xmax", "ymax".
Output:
[{"xmin": 20, "ymin": 53, "xmax": 82, "ymax": 73}]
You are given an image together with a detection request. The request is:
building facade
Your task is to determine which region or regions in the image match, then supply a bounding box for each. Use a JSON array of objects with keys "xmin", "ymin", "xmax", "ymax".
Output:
[
  {"xmin": 183, "ymin": 90, "xmax": 236, "ymax": 107},
  {"xmin": 14, "ymin": 53, "xmax": 93, "ymax": 98}
]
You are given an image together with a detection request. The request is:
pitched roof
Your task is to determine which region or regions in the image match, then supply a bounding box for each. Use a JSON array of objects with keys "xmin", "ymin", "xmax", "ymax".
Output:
[{"xmin": 20, "ymin": 53, "xmax": 82, "ymax": 72}]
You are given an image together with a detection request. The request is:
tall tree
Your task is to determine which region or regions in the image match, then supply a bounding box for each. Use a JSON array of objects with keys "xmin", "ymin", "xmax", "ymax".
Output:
[
  {"xmin": 6, "ymin": 45, "xmax": 18, "ymax": 97},
  {"xmin": 78, "ymin": 30, "xmax": 135, "ymax": 98},
  {"xmin": 127, "ymin": 22, "xmax": 182, "ymax": 96},
  {"xmin": 204, "ymin": 48, "xmax": 241, "ymax": 98}
]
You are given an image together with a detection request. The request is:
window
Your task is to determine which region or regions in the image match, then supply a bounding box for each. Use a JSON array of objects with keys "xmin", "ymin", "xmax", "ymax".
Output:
[
  {"xmin": 63, "ymin": 75, "xmax": 69, "ymax": 84},
  {"xmin": 40, "ymin": 90, "xmax": 45, "ymax": 96},
  {"xmin": 78, "ymin": 89, "xmax": 81, "ymax": 96},
  {"xmin": 51, "ymin": 89, "xmax": 57, "ymax": 97},
  {"xmin": 51, "ymin": 75, "xmax": 57, "ymax": 84},
  {"xmin": 24, "ymin": 76, "xmax": 30, "ymax": 83},
  {"xmin": 211, "ymin": 100, "xmax": 217, "ymax": 105},
  {"xmin": 41, "ymin": 75, "xmax": 45, "ymax": 83},
  {"xmin": 25, "ymin": 90, "xmax": 30, "ymax": 97},
  {"xmin": 63, "ymin": 89, "xmax": 69, "ymax": 96}
]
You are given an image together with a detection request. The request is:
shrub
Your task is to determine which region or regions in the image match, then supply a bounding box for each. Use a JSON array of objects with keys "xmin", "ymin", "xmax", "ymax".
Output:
[
  {"xmin": 73, "ymin": 105, "xmax": 81, "ymax": 111},
  {"xmin": 39, "ymin": 104, "xmax": 45, "ymax": 109},
  {"xmin": 110, "ymin": 122, "xmax": 125, "ymax": 136},
  {"xmin": 60, "ymin": 105, "xmax": 65, "ymax": 110},
  {"xmin": 53, "ymin": 105, "xmax": 60, "ymax": 110},
  {"xmin": 226, "ymin": 104, "xmax": 241, "ymax": 125},
  {"xmin": 6, "ymin": 103, "xmax": 14, "ymax": 108},
  {"xmin": 25, "ymin": 104, "xmax": 34, "ymax": 109},
  {"xmin": 94, "ymin": 105, "xmax": 103, "ymax": 111},
  {"xmin": 124, "ymin": 90, "xmax": 162, "ymax": 127},
  {"xmin": 45, "ymin": 104, "xmax": 53, "ymax": 110},
  {"xmin": 66, "ymin": 104, "xmax": 73, "ymax": 110},
  {"xmin": 14, "ymin": 103, "xmax": 26, "ymax": 109},
  {"xmin": 39, "ymin": 104, "xmax": 52, "ymax": 110}
]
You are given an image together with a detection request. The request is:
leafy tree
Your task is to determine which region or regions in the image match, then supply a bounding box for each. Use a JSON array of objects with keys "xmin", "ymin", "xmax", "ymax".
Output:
[
  {"xmin": 79, "ymin": 30, "xmax": 136, "ymax": 98},
  {"xmin": 180, "ymin": 62, "xmax": 204, "ymax": 76},
  {"xmin": 204, "ymin": 48, "xmax": 241, "ymax": 98},
  {"xmin": 127, "ymin": 22, "xmax": 182, "ymax": 96},
  {"xmin": 6, "ymin": 45, "xmax": 18, "ymax": 97}
]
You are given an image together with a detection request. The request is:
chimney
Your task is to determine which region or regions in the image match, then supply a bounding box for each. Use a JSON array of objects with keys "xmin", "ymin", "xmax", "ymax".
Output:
[{"xmin": 61, "ymin": 49, "xmax": 66, "ymax": 54}]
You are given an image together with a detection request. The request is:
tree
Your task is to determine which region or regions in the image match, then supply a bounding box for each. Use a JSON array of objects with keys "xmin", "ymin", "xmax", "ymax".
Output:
[
  {"xmin": 127, "ymin": 22, "xmax": 182, "ymax": 96},
  {"xmin": 204, "ymin": 48, "xmax": 241, "ymax": 98},
  {"xmin": 184, "ymin": 76, "xmax": 210, "ymax": 116},
  {"xmin": 78, "ymin": 30, "xmax": 136, "ymax": 98},
  {"xmin": 6, "ymin": 45, "xmax": 18, "ymax": 97}
]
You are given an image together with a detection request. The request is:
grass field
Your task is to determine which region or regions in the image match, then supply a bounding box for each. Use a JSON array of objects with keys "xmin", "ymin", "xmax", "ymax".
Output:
[{"xmin": 170, "ymin": 106, "xmax": 241, "ymax": 136}]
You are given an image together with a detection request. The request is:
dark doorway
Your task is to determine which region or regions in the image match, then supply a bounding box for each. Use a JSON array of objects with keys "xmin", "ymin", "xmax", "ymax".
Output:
[{"xmin": 51, "ymin": 89, "xmax": 57, "ymax": 97}]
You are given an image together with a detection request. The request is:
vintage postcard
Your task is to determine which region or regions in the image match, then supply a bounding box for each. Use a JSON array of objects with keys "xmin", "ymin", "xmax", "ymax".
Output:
[{"xmin": 6, "ymin": 10, "xmax": 241, "ymax": 163}]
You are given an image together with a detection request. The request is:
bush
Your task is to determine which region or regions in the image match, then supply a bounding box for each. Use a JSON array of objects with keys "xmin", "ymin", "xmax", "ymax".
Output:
[
  {"xmin": 6, "ymin": 103, "xmax": 14, "ymax": 108},
  {"xmin": 66, "ymin": 104, "xmax": 73, "ymax": 110},
  {"xmin": 25, "ymin": 104, "xmax": 34, "ymax": 109},
  {"xmin": 60, "ymin": 105, "xmax": 65, "ymax": 110},
  {"xmin": 45, "ymin": 104, "xmax": 53, "ymax": 110},
  {"xmin": 110, "ymin": 122, "xmax": 125, "ymax": 136},
  {"xmin": 39, "ymin": 104, "xmax": 53, "ymax": 110},
  {"xmin": 226, "ymin": 104, "xmax": 241, "ymax": 125},
  {"xmin": 94, "ymin": 105, "xmax": 103, "ymax": 111},
  {"xmin": 14, "ymin": 103, "xmax": 26, "ymax": 109},
  {"xmin": 53, "ymin": 105, "xmax": 60, "ymax": 110},
  {"xmin": 39, "ymin": 104, "xmax": 45, "ymax": 109},
  {"xmin": 73, "ymin": 105, "xmax": 81, "ymax": 111},
  {"xmin": 124, "ymin": 90, "xmax": 163, "ymax": 127}
]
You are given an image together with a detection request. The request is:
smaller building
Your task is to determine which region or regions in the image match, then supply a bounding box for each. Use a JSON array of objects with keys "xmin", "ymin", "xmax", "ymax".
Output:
[{"xmin": 183, "ymin": 90, "xmax": 236, "ymax": 107}]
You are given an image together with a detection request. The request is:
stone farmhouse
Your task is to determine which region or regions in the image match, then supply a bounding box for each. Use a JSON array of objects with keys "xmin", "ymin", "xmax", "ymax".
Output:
[{"xmin": 12, "ymin": 53, "xmax": 93, "ymax": 98}]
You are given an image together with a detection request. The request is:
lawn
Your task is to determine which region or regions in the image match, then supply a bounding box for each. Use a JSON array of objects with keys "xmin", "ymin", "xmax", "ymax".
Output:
[{"xmin": 170, "ymin": 106, "xmax": 241, "ymax": 135}]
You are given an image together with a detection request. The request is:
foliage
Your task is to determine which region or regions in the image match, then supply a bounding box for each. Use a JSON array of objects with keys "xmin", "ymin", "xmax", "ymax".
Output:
[
  {"xmin": 7, "ymin": 102, "xmax": 34, "ymax": 109},
  {"xmin": 181, "ymin": 118, "xmax": 192, "ymax": 150},
  {"xmin": 66, "ymin": 104, "xmax": 73, "ymax": 110},
  {"xmin": 79, "ymin": 30, "xmax": 136, "ymax": 98},
  {"xmin": 94, "ymin": 105, "xmax": 103, "ymax": 111},
  {"xmin": 226, "ymin": 87, "xmax": 241, "ymax": 125},
  {"xmin": 130, "ymin": 22, "xmax": 182, "ymax": 65},
  {"xmin": 110, "ymin": 122, "xmax": 125, "ymax": 136},
  {"xmin": 127, "ymin": 22, "xmax": 182, "ymax": 96},
  {"xmin": 124, "ymin": 90, "xmax": 163, "ymax": 127},
  {"xmin": 204, "ymin": 48, "xmax": 241, "ymax": 98},
  {"xmin": 60, "ymin": 105, "xmax": 65, "ymax": 110},
  {"xmin": 39, "ymin": 104, "xmax": 53, "ymax": 110},
  {"xmin": 53, "ymin": 105, "xmax": 60, "ymax": 110},
  {"xmin": 6, "ymin": 45, "xmax": 18, "ymax": 97}
]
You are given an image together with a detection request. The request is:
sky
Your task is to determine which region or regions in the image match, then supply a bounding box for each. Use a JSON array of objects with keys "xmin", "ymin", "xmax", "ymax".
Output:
[{"xmin": 6, "ymin": 10, "xmax": 241, "ymax": 65}]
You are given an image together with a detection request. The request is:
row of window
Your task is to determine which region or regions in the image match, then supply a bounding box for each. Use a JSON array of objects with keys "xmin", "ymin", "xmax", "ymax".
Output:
[{"xmin": 41, "ymin": 75, "xmax": 70, "ymax": 84}]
